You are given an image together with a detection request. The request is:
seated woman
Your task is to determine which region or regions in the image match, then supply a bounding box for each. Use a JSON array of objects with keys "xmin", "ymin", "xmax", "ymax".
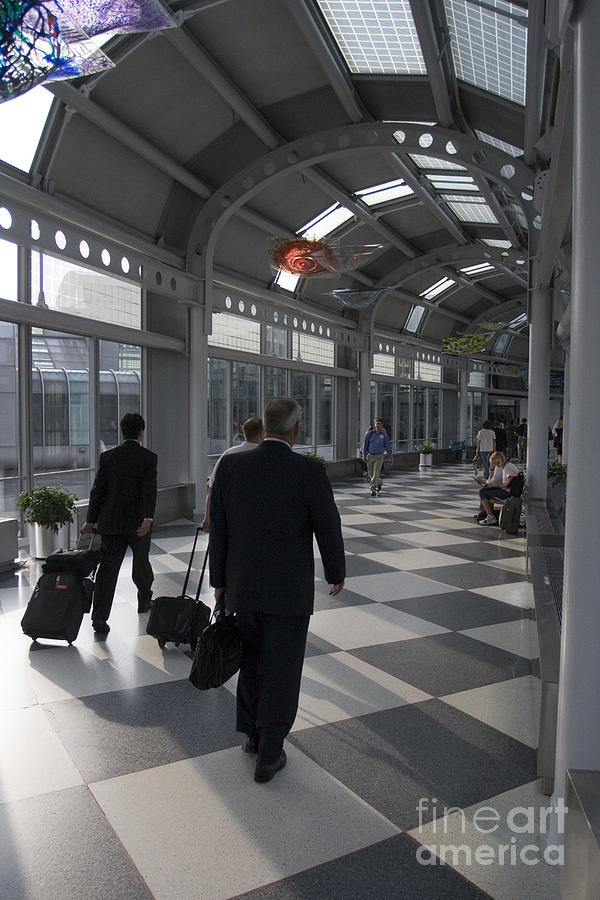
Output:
[{"xmin": 475, "ymin": 451, "xmax": 519, "ymax": 526}]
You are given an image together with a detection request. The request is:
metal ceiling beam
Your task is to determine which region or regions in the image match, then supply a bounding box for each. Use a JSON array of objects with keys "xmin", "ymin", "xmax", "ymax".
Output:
[
  {"xmin": 282, "ymin": 0, "xmax": 364, "ymax": 123},
  {"xmin": 438, "ymin": 266, "xmax": 504, "ymax": 305},
  {"xmin": 387, "ymin": 152, "xmax": 469, "ymax": 244},
  {"xmin": 469, "ymin": 174, "xmax": 523, "ymax": 247},
  {"xmin": 524, "ymin": 0, "xmax": 547, "ymax": 166},
  {"xmin": 408, "ymin": 0, "xmax": 454, "ymax": 128}
]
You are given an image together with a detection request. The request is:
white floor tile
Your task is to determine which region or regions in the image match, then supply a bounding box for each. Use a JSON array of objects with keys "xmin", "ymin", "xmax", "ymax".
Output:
[
  {"xmin": 471, "ymin": 582, "xmax": 535, "ymax": 609},
  {"xmin": 483, "ymin": 557, "xmax": 527, "ymax": 575},
  {"xmin": 90, "ymin": 746, "xmax": 399, "ymax": 900},
  {"xmin": 441, "ymin": 675, "xmax": 542, "ymax": 747},
  {"xmin": 395, "ymin": 531, "xmax": 477, "ymax": 548},
  {"xmin": 460, "ymin": 619, "xmax": 539, "ymax": 660},
  {"xmin": 0, "ymin": 706, "xmax": 84, "ymax": 802},
  {"xmin": 293, "ymin": 651, "xmax": 432, "ymax": 729},
  {"xmin": 344, "ymin": 570, "xmax": 461, "ymax": 602},
  {"xmin": 363, "ymin": 548, "xmax": 469, "ymax": 570},
  {"xmin": 309, "ymin": 603, "xmax": 448, "ymax": 650},
  {"xmin": 339, "ymin": 514, "xmax": 396, "ymax": 526},
  {"xmin": 411, "ymin": 517, "xmax": 477, "ymax": 530}
]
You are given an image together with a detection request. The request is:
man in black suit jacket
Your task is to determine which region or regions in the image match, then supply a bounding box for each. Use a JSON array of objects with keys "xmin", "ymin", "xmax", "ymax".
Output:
[
  {"xmin": 210, "ymin": 397, "xmax": 345, "ymax": 783},
  {"xmin": 83, "ymin": 413, "xmax": 157, "ymax": 636}
]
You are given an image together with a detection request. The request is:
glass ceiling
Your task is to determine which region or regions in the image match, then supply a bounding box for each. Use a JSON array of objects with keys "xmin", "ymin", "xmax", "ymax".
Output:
[
  {"xmin": 444, "ymin": 0, "xmax": 527, "ymax": 105},
  {"xmin": 316, "ymin": 0, "xmax": 426, "ymax": 75},
  {"xmin": 0, "ymin": 86, "xmax": 53, "ymax": 172}
]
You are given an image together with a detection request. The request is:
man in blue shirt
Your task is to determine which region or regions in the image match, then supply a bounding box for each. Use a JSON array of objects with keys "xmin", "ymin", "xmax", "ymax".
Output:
[{"xmin": 362, "ymin": 417, "xmax": 394, "ymax": 496}]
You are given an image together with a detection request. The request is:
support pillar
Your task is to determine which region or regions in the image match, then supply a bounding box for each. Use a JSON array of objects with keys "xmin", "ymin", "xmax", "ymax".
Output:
[
  {"xmin": 526, "ymin": 284, "xmax": 552, "ymax": 497},
  {"xmin": 459, "ymin": 367, "xmax": 468, "ymax": 445},
  {"xmin": 554, "ymin": 0, "xmax": 600, "ymax": 800},
  {"xmin": 358, "ymin": 346, "xmax": 372, "ymax": 445},
  {"xmin": 188, "ymin": 305, "xmax": 209, "ymax": 516}
]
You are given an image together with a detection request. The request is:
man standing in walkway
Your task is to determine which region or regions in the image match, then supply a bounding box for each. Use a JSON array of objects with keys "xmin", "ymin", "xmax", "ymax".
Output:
[
  {"xmin": 209, "ymin": 397, "xmax": 345, "ymax": 783},
  {"xmin": 201, "ymin": 416, "xmax": 264, "ymax": 532},
  {"xmin": 83, "ymin": 412, "xmax": 157, "ymax": 637},
  {"xmin": 362, "ymin": 416, "xmax": 394, "ymax": 496}
]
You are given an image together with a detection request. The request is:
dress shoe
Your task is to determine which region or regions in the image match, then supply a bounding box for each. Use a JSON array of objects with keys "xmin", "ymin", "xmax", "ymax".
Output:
[
  {"xmin": 241, "ymin": 735, "xmax": 258, "ymax": 754},
  {"xmin": 254, "ymin": 750, "xmax": 286, "ymax": 783},
  {"xmin": 137, "ymin": 599, "xmax": 153, "ymax": 613},
  {"xmin": 92, "ymin": 620, "xmax": 110, "ymax": 635}
]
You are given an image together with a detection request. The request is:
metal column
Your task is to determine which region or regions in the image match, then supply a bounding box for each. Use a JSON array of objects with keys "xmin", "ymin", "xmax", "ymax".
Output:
[
  {"xmin": 188, "ymin": 306, "xmax": 209, "ymax": 516},
  {"xmin": 554, "ymin": 0, "xmax": 600, "ymax": 799},
  {"xmin": 526, "ymin": 284, "xmax": 552, "ymax": 498},
  {"xmin": 459, "ymin": 368, "xmax": 469, "ymax": 445}
]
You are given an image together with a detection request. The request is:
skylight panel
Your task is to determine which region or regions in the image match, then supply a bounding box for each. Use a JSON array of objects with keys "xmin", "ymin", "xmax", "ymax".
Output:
[
  {"xmin": 420, "ymin": 277, "xmax": 455, "ymax": 301},
  {"xmin": 300, "ymin": 204, "xmax": 354, "ymax": 240},
  {"xmin": 508, "ymin": 312, "xmax": 527, "ymax": 329},
  {"xmin": 356, "ymin": 179, "xmax": 413, "ymax": 206},
  {"xmin": 494, "ymin": 332, "xmax": 511, "ymax": 353},
  {"xmin": 409, "ymin": 154, "xmax": 466, "ymax": 170},
  {"xmin": 445, "ymin": 195, "xmax": 499, "ymax": 223},
  {"xmin": 482, "ymin": 238, "xmax": 512, "ymax": 248},
  {"xmin": 426, "ymin": 173, "xmax": 478, "ymax": 191},
  {"xmin": 460, "ymin": 262, "xmax": 496, "ymax": 275},
  {"xmin": 316, "ymin": 0, "xmax": 427, "ymax": 74},
  {"xmin": 274, "ymin": 270, "xmax": 300, "ymax": 293},
  {"xmin": 404, "ymin": 305, "xmax": 426, "ymax": 333},
  {"xmin": 475, "ymin": 130, "xmax": 523, "ymax": 157},
  {"xmin": 0, "ymin": 86, "xmax": 53, "ymax": 172},
  {"xmin": 444, "ymin": 0, "xmax": 527, "ymax": 105}
]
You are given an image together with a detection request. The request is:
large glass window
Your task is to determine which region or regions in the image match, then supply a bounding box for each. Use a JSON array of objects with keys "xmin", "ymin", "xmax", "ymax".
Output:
[
  {"xmin": 413, "ymin": 387, "xmax": 426, "ymax": 446},
  {"xmin": 396, "ymin": 385, "xmax": 411, "ymax": 451},
  {"xmin": 265, "ymin": 366, "xmax": 287, "ymax": 400},
  {"xmin": 0, "ymin": 238, "xmax": 18, "ymax": 301},
  {"xmin": 232, "ymin": 362, "xmax": 259, "ymax": 442},
  {"xmin": 292, "ymin": 332, "xmax": 335, "ymax": 367},
  {"xmin": 99, "ymin": 342, "xmax": 141, "ymax": 451},
  {"xmin": 0, "ymin": 85, "xmax": 53, "ymax": 171},
  {"xmin": 429, "ymin": 388, "xmax": 440, "ymax": 446},
  {"xmin": 0, "ymin": 323, "xmax": 19, "ymax": 516},
  {"xmin": 208, "ymin": 359, "xmax": 227, "ymax": 458},
  {"xmin": 31, "ymin": 252, "xmax": 141, "ymax": 328},
  {"xmin": 317, "ymin": 375, "xmax": 333, "ymax": 460},
  {"xmin": 210, "ymin": 313, "xmax": 261, "ymax": 353},
  {"xmin": 265, "ymin": 325, "xmax": 288, "ymax": 358},
  {"xmin": 291, "ymin": 373, "xmax": 313, "ymax": 450},
  {"xmin": 378, "ymin": 382, "xmax": 394, "ymax": 437}
]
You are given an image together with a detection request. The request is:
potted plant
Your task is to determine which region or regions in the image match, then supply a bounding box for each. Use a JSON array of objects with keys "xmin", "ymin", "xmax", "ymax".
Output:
[
  {"xmin": 547, "ymin": 461, "xmax": 567, "ymax": 524},
  {"xmin": 17, "ymin": 485, "xmax": 78, "ymax": 559},
  {"xmin": 302, "ymin": 452, "xmax": 327, "ymax": 469},
  {"xmin": 416, "ymin": 442, "xmax": 435, "ymax": 467}
]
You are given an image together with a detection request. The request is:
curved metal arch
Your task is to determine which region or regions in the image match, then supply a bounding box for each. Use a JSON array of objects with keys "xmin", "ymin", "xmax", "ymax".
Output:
[{"xmin": 186, "ymin": 123, "xmax": 536, "ymax": 319}]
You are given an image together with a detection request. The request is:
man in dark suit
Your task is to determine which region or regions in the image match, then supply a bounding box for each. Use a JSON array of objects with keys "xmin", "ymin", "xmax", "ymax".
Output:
[
  {"xmin": 209, "ymin": 397, "xmax": 345, "ymax": 783},
  {"xmin": 83, "ymin": 413, "xmax": 157, "ymax": 637}
]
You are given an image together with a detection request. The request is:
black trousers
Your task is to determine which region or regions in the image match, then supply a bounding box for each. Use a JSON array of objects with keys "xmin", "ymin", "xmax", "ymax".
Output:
[
  {"xmin": 92, "ymin": 531, "xmax": 153, "ymax": 622},
  {"xmin": 235, "ymin": 611, "xmax": 310, "ymax": 764}
]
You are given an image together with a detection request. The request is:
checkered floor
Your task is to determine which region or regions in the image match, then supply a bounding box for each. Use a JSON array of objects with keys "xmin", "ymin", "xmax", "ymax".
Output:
[{"xmin": 0, "ymin": 464, "xmax": 560, "ymax": 899}]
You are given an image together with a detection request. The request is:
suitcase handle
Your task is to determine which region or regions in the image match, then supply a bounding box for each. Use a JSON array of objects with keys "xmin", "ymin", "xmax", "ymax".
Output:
[
  {"xmin": 180, "ymin": 527, "xmax": 209, "ymax": 603},
  {"xmin": 195, "ymin": 544, "xmax": 209, "ymax": 604}
]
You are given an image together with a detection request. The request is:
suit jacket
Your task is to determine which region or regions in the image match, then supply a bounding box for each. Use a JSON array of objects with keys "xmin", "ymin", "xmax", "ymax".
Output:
[
  {"xmin": 209, "ymin": 440, "xmax": 345, "ymax": 616},
  {"xmin": 87, "ymin": 440, "xmax": 157, "ymax": 535}
]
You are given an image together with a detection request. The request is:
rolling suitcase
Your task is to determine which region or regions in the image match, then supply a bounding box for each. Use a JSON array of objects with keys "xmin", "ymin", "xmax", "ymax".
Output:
[
  {"xmin": 146, "ymin": 526, "xmax": 211, "ymax": 649},
  {"xmin": 21, "ymin": 570, "xmax": 88, "ymax": 643},
  {"xmin": 499, "ymin": 496, "xmax": 522, "ymax": 534}
]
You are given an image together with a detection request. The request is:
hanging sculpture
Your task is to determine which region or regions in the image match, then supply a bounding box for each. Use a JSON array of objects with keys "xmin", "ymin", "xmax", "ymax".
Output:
[
  {"xmin": 327, "ymin": 286, "xmax": 393, "ymax": 310},
  {"xmin": 442, "ymin": 334, "xmax": 490, "ymax": 355},
  {"xmin": 0, "ymin": 0, "xmax": 174, "ymax": 102},
  {"xmin": 270, "ymin": 237, "xmax": 383, "ymax": 277}
]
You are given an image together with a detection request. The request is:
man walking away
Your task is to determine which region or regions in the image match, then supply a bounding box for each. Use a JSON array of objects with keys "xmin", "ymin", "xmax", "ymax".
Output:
[
  {"xmin": 362, "ymin": 417, "xmax": 394, "ymax": 497},
  {"xmin": 209, "ymin": 397, "xmax": 345, "ymax": 783},
  {"xmin": 201, "ymin": 417, "xmax": 264, "ymax": 532},
  {"xmin": 83, "ymin": 413, "xmax": 157, "ymax": 637}
]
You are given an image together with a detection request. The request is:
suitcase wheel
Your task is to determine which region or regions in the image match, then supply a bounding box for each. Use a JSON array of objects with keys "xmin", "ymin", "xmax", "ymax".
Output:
[
  {"xmin": 158, "ymin": 638, "xmax": 166, "ymax": 648},
  {"xmin": 175, "ymin": 641, "xmax": 180, "ymax": 647}
]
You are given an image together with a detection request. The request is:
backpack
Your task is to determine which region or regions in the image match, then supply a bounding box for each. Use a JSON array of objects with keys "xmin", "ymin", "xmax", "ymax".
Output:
[
  {"xmin": 499, "ymin": 496, "xmax": 522, "ymax": 534},
  {"xmin": 508, "ymin": 472, "xmax": 525, "ymax": 497}
]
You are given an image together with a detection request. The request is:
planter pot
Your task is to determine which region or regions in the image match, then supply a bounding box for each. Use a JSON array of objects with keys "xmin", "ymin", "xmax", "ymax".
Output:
[
  {"xmin": 27, "ymin": 523, "xmax": 70, "ymax": 559},
  {"xmin": 419, "ymin": 453, "xmax": 433, "ymax": 467}
]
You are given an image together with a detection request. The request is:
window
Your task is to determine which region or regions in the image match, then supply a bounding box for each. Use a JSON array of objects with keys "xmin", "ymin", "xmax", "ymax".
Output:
[
  {"xmin": 0, "ymin": 86, "xmax": 53, "ymax": 172},
  {"xmin": 265, "ymin": 366, "xmax": 287, "ymax": 400},
  {"xmin": 232, "ymin": 362, "xmax": 259, "ymax": 441},
  {"xmin": 210, "ymin": 313, "xmax": 261, "ymax": 354},
  {"xmin": 300, "ymin": 204, "xmax": 354, "ymax": 240},
  {"xmin": 0, "ymin": 322, "xmax": 19, "ymax": 516},
  {"xmin": 265, "ymin": 325, "xmax": 288, "ymax": 358},
  {"xmin": 0, "ymin": 238, "xmax": 18, "ymax": 301},
  {"xmin": 404, "ymin": 305, "xmax": 425, "ymax": 333},
  {"xmin": 292, "ymin": 333, "xmax": 335, "ymax": 367},
  {"xmin": 317, "ymin": 375, "xmax": 334, "ymax": 459},
  {"xmin": 415, "ymin": 361, "xmax": 441, "ymax": 382},
  {"xmin": 207, "ymin": 359, "xmax": 227, "ymax": 458},
  {"xmin": 356, "ymin": 179, "xmax": 413, "ymax": 206},
  {"xmin": 291, "ymin": 373, "xmax": 313, "ymax": 449},
  {"xmin": 396, "ymin": 384, "xmax": 410, "ymax": 451},
  {"xmin": 413, "ymin": 386, "xmax": 426, "ymax": 445},
  {"xmin": 420, "ymin": 277, "xmax": 455, "ymax": 302},
  {"xmin": 274, "ymin": 269, "xmax": 299, "ymax": 293},
  {"xmin": 372, "ymin": 353, "xmax": 395, "ymax": 376}
]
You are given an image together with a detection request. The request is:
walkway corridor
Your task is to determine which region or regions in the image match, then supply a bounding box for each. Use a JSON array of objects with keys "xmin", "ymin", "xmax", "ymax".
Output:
[{"xmin": 0, "ymin": 464, "xmax": 560, "ymax": 899}]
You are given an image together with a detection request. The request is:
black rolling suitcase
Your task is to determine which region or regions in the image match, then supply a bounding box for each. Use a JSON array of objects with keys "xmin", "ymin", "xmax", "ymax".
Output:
[
  {"xmin": 146, "ymin": 526, "xmax": 211, "ymax": 649},
  {"xmin": 21, "ymin": 531, "xmax": 101, "ymax": 643}
]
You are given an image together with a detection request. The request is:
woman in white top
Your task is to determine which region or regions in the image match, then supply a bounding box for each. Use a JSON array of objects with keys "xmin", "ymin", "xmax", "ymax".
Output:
[
  {"xmin": 475, "ymin": 451, "xmax": 519, "ymax": 525},
  {"xmin": 475, "ymin": 420, "xmax": 496, "ymax": 477}
]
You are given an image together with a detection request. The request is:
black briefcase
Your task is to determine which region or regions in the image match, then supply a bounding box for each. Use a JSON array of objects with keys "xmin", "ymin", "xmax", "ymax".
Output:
[
  {"xmin": 146, "ymin": 527, "xmax": 211, "ymax": 649},
  {"xmin": 189, "ymin": 613, "xmax": 242, "ymax": 690}
]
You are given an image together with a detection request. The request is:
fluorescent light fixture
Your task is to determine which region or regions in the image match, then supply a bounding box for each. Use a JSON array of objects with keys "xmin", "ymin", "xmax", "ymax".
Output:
[
  {"xmin": 459, "ymin": 262, "xmax": 496, "ymax": 275},
  {"xmin": 508, "ymin": 312, "xmax": 528, "ymax": 329},
  {"xmin": 300, "ymin": 204, "xmax": 354, "ymax": 240},
  {"xmin": 420, "ymin": 277, "xmax": 456, "ymax": 301},
  {"xmin": 316, "ymin": 0, "xmax": 427, "ymax": 75},
  {"xmin": 356, "ymin": 178, "xmax": 413, "ymax": 205}
]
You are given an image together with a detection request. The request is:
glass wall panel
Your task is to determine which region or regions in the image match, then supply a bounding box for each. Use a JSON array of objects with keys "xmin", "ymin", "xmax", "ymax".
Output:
[
  {"xmin": 291, "ymin": 372, "xmax": 313, "ymax": 450},
  {"xmin": 32, "ymin": 330, "xmax": 91, "ymax": 500},
  {"xmin": 265, "ymin": 326, "xmax": 288, "ymax": 358},
  {"xmin": 378, "ymin": 382, "xmax": 394, "ymax": 436},
  {"xmin": 429, "ymin": 388, "xmax": 440, "ymax": 446},
  {"xmin": 210, "ymin": 313, "xmax": 260, "ymax": 353},
  {"xmin": 208, "ymin": 358, "xmax": 227, "ymax": 458},
  {"xmin": 99, "ymin": 341, "xmax": 141, "ymax": 452},
  {"xmin": 31, "ymin": 252, "xmax": 141, "ymax": 328},
  {"xmin": 0, "ymin": 238, "xmax": 18, "ymax": 301},
  {"xmin": 265, "ymin": 366, "xmax": 287, "ymax": 400},
  {"xmin": 413, "ymin": 386, "xmax": 426, "ymax": 446},
  {"xmin": 0, "ymin": 322, "xmax": 19, "ymax": 516},
  {"xmin": 396, "ymin": 385, "xmax": 410, "ymax": 451},
  {"xmin": 470, "ymin": 391, "xmax": 484, "ymax": 440},
  {"xmin": 317, "ymin": 375, "xmax": 333, "ymax": 460},
  {"xmin": 232, "ymin": 361, "xmax": 259, "ymax": 442}
]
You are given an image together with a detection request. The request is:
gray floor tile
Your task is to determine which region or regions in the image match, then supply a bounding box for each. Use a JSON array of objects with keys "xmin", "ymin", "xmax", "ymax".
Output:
[
  {"xmin": 316, "ymin": 555, "xmax": 398, "ymax": 579},
  {"xmin": 289, "ymin": 701, "xmax": 536, "ymax": 830},
  {"xmin": 43, "ymin": 679, "xmax": 239, "ymax": 782},
  {"xmin": 234, "ymin": 833, "xmax": 490, "ymax": 899},
  {"xmin": 441, "ymin": 542, "xmax": 526, "ymax": 562},
  {"xmin": 0, "ymin": 786, "xmax": 152, "ymax": 899},
  {"xmin": 349, "ymin": 631, "xmax": 532, "ymax": 695},
  {"xmin": 386, "ymin": 591, "xmax": 534, "ymax": 630},
  {"xmin": 408, "ymin": 562, "xmax": 526, "ymax": 590}
]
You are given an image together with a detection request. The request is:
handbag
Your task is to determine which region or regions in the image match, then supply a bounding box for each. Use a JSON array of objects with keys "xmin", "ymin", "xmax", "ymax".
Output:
[{"xmin": 189, "ymin": 612, "xmax": 242, "ymax": 690}]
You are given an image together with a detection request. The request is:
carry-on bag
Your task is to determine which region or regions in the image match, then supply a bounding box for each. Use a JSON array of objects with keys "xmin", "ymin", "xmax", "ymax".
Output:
[
  {"xmin": 43, "ymin": 530, "xmax": 102, "ymax": 578},
  {"xmin": 499, "ymin": 496, "xmax": 522, "ymax": 534},
  {"xmin": 146, "ymin": 526, "xmax": 211, "ymax": 649},
  {"xmin": 189, "ymin": 612, "xmax": 242, "ymax": 690},
  {"xmin": 21, "ymin": 570, "xmax": 88, "ymax": 643}
]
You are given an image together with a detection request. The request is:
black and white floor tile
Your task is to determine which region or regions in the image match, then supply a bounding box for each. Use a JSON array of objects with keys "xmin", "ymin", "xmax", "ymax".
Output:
[{"xmin": 0, "ymin": 465, "xmax": 560, "ymax": 899}]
